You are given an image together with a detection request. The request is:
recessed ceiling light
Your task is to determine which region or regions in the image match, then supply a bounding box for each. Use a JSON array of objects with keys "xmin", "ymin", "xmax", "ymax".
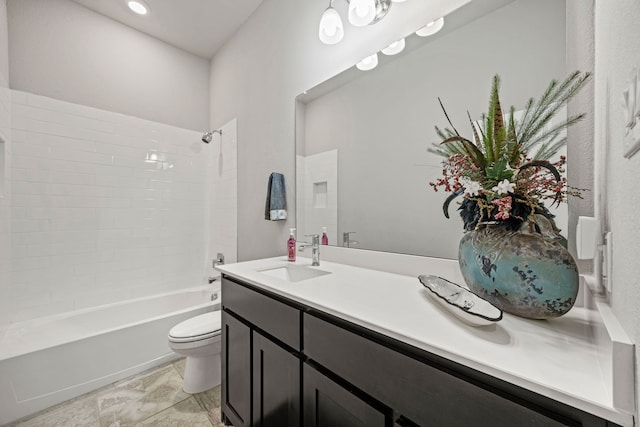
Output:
[{"xmin": 127, "ymin": 0, "xmax": 149, "ymax": 15}]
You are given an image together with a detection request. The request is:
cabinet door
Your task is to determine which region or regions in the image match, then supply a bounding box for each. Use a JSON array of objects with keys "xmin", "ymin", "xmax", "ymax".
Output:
[
  {"xmin": 303, "ymin": 364, "xmax": 387, "ymax": 427},
  {"xmin": 222, "ymin": 310, "xmax": 251, "ymax": 427},
  {"xmin": 252, "ymin": 332, "xmax": 301, "ymax": 426}
]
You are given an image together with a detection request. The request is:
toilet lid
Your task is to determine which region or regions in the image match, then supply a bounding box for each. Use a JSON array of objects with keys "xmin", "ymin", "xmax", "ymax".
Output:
[{"xmin": 169, "ymin": 310, "xmax": 221, "ymax": 341}]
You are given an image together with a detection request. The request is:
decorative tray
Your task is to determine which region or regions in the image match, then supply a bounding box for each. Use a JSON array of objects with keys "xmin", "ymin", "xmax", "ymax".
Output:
[{"xmin": 418, "ymin": 275, "xmax": 503, "ymax": 326}]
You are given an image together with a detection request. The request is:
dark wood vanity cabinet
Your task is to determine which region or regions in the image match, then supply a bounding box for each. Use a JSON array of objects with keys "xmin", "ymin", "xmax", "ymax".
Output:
[
  {"xmin": 221, "ymin": 310, "xmax": 252, "ymax": 427},
  {"xmin": 221, "ymin": 275, "xmax": 620, "ymax": 427},
  {"xmin": 222, "ymin": 276, "xmax": 302, "ymax": 427},
  {"xmin": 252, "ymin": 331, "xmax": 300, "ymax": 426},
  {"xmin": 303, "ymin": 363, "xmax": 387, "ymax": 427}
]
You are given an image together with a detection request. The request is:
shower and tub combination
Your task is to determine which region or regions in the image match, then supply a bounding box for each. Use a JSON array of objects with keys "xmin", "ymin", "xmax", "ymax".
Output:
[
  {"xmin": 0, "ymin": 285, "xmax": 220, "ymax": 424},
  {"xmin": 0, "ymin": 91, "xmax": 238, "ymax": 425}
]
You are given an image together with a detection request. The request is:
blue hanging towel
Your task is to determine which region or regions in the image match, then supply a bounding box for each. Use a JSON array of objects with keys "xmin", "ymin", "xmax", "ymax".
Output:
[{"xmin": 265, "ymin": 172, "xmax": 287, "ymax": 221}]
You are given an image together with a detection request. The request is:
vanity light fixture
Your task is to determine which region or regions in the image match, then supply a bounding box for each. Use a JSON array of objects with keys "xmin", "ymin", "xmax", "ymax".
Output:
[
  {"xmin": 381, "ymin": 38, "xmax": 405, "ymax": 55},
  {"xmin": 356, "ymin": 53, "xmax": 378, "ymax": 71},
  {"xmin": 416, "ymin": 16, "xmax": 444, "ymax": 37},
  {"xmin": 348, "ymin": 0, "xmax": 377, "ymax": 27},
  {"xmin": 319, "ymin": 0, "xmax": 393, "ymax": 45},
  {"xmin": 127, "ymin": 0, "xmax": 149, "ymax": 15},
  {"xmin": 319, "ymin": 6, "xmax": 345, "ymax": 44}
]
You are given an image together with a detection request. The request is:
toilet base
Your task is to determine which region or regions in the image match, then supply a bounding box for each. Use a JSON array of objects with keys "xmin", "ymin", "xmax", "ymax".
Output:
[{"xmin": 183, "ymin": 353, "xmax": 221, "ymax": 394}]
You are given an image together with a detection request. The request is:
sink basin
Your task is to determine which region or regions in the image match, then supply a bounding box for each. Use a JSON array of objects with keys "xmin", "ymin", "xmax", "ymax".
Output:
[{"xmin": 258, "ymin": 265, "xmax": 331, "ymax": 282}]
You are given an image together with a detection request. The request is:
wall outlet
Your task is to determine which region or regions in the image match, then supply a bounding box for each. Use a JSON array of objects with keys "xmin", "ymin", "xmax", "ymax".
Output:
[{"xmin": 603, "ymin": 232, "xmax": 613, "ymax": 292}]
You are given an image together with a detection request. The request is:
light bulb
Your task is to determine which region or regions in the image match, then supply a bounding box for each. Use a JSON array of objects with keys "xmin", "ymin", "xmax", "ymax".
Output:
[
  {"xmin": 416, "ymin": 17, "xmax": 444, "ymax": 37},
  {"xmin": 381, "ymin": 38, "xmax": 405, "ymax": 56},
  {"xmin": 127, "ymin": 0, "xmax": 148, "ymax": 15},
  {"xmin": 356, "ymin": 53, "xmax": 378, "ymax": 71},
  {"xmin": 319, "ymin": 7, "xmax": 344, "ymax": 45},
  {"xmin": 348, "ymin": 0, "xmax": 376, "ymax": 27}
]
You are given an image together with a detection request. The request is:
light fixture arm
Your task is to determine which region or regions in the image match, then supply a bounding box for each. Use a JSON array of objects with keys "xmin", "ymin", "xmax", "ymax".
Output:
[
  {"xmin": 319, "ymin": 0, "xmax": 393, "ymax": 45},
  {"xmin": 326, "ymin": 0, "xmax": 392, "ymax": 25},
  {"xmin": 370, "ymin": 0, "xmax": 392, "ymax": 24}
]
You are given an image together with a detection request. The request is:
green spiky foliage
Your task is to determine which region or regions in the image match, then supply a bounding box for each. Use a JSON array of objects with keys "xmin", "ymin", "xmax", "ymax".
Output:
[{"xmin": 429, "ymin": 72, "xmax": 591, "ymax": 231}]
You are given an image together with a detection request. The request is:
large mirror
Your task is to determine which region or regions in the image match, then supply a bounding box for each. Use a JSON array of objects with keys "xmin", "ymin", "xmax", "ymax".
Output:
[{"xmin": 296, "ymin": 0, "xmax": 568, "ymax": 259}]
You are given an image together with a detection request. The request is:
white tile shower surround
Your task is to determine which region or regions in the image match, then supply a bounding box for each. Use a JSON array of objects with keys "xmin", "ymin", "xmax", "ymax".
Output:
[
  {"xmin": 207, "ymin": 118, "xmax": 238, "ymax": 280},
  {"xmin": 297, "ymin": 149, "xmax": 338, "ymax": 244},
  {"xmin": 1, "ymin": 91, "xmax": 237, "ymax": 325}
]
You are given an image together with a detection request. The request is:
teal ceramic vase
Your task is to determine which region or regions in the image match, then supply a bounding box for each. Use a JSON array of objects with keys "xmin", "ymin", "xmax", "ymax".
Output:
[{"xmin": 458, "ymin": 215, "xmax": 579, "ymax": 320}]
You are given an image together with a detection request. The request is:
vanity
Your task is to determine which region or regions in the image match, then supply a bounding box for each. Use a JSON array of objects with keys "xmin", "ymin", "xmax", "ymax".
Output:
[{"xmin": 216, "ymin": 253, "xmax": 633, "ymax": 427}]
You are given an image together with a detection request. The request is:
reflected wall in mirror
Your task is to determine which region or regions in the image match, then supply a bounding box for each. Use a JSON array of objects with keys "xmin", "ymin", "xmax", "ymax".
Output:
[{"xmin": 296, "ymin": 0, "xmax": 568, "ymax": 259}]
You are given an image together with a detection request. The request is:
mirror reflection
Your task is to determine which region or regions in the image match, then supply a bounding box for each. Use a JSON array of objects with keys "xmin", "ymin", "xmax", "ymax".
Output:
[{"xmin": 296, "ymin": 0, "xmax": 568, "ymax": 259}]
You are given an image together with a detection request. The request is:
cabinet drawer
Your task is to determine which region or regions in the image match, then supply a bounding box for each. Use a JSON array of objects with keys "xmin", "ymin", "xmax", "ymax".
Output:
[
  {"xmin": 304, "ymin": 314, "xmax": 571, "ymax": 427},
  {"xmin": 223, "ymin": 277, "xmax": 300, "ymax": 350}
]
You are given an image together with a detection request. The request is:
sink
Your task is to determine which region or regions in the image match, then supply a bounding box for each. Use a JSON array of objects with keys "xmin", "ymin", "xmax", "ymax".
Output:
[{"xmin": 258, "ymin": 265, "xmax": 331, "ymax": 282}]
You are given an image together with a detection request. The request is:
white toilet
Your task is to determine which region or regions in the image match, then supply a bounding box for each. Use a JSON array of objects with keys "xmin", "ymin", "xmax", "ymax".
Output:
[{"xmin": 168, "ymin": 310, "xmax": 222, "ymax": 394}]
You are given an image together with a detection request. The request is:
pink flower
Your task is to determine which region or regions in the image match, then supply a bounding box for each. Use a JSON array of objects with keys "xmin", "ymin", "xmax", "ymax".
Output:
[{"xmin": 492, "ymin": 196, "xmax": 512, "ymax": 220}]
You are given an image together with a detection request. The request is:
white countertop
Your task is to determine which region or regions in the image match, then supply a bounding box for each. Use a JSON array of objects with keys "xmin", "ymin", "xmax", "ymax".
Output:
[{"xmin": 217, "ymin": 256, "xmax": 633, "ymax": 426}]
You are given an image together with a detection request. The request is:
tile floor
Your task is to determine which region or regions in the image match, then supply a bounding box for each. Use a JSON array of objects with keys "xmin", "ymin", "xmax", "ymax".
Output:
[{"xmin": 8, "ymin": 358, "xmax": 225, "ymax": 427}]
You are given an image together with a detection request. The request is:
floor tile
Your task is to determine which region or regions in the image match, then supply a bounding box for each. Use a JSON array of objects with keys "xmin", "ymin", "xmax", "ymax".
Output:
[
  {"xmin": 97, "ymin": 364, "xmax": 190, "ymax": 426},
  {"xmin": 172, "ymin": 357, "xmax": 186, "ymax": 379},
  {"xmin": 10, "ymin": 392, "xmax": 100, "ymax": 427},
  {"xmin": 194, "ymin": 385, "xmax": 223, "ymax": 426},
  {"xmin": 137, "ymin": 397, "xmax": 213, "ymax": 426},
  {"xmin": 7, "ymin": 359, "xmax": 225, "ymax": 427}
]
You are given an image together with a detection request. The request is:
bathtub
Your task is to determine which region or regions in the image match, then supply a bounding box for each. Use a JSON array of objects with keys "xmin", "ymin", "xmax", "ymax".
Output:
[{"xmin": 0, "ymin": 285, "xmax": 220, "ymax": 425}]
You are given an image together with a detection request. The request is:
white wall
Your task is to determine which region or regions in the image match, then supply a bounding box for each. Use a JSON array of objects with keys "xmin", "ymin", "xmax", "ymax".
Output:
[
  {"xmin": 0, "ymin": 0, "xmax": 11, "ymax": 321},
  {"xmin": 566, "ymin": 0, "xmax": 595, "ymax": 273},
  {"xmin": 207, "ymin": 118, "xmax": 239, "ymax": 277},
  {"xmin": 209, "ymin": 0, "xmax": 470, "ymax": 261},
  {"xmin": 0, "ymin": 0, "xmax": 8, "ymax": 84},
  {"xmin": 0, "ymin": 91, "xmax": 211, "ymax": 325},
  {"xmin": 593, "ymin": 0, "xmax": 640, "ymax": 416},
  {"xmin": 7, "ymin": 0, "xmax": 210, "ymax": 131}
]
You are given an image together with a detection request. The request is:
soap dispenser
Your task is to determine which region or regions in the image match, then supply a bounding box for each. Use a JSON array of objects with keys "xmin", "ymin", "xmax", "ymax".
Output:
[
  {"xmin": 287, "ymin": 228, "xmax": 296, "ymax": 262},
  {"xmin": 321, "ymin": 227, "xmax": 329, "ymax": 245}
]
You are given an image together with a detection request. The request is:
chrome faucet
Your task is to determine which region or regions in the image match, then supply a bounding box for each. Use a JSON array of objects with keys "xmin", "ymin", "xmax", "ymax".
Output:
[
  {"xmin": 209, "ymin": 252, "xmax": 225, "ymax": 283},
  {"xmin": 343, "ymin": 231, "xmax": 359, "ymax": 248},
  {"xmin": 298, "ymin": 234, "xmax": 320, "ymax": 266}
]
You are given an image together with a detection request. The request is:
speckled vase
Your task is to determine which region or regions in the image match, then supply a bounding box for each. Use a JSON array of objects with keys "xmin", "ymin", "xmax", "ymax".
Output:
[{"xmin": 458, "ymin": 216, "xmax": 579, "ymax": 320}]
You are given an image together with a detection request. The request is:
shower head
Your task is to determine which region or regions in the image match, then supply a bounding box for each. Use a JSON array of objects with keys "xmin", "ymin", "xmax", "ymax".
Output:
[{"xmin": 201, "ymin": 129, "xmax": 222, "ymax": 144}]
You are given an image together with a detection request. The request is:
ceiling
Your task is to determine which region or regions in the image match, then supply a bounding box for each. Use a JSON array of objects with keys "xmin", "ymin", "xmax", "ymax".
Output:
[{"xmin": 70, "ymin": 0, "xmax": 264, "ymax": 59}]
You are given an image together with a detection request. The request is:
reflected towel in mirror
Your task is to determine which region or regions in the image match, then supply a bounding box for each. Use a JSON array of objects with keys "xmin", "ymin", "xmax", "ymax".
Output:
[{"xmin": 265, "ymin": 172, "xmax": 288, "ymax": 221}]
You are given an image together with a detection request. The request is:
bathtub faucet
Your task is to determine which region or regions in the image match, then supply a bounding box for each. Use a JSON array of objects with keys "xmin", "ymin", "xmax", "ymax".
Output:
[{"xmin": 209, "ymin": 252, "xmax": 225, "ymax": 283}]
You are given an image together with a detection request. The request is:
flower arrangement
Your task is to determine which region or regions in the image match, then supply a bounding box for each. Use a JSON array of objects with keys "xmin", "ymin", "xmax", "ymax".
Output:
[{"xmin": 429, "ymin": 71, "xmax": 591, "ymax": 232}]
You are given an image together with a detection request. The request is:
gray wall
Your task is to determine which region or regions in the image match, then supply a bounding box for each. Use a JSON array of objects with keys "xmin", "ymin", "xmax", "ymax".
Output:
[
  {"xmin": 0, "ymin": 0, "xmax": 8, "ymax": 86},
  {"xmin": 7, "ymin": 0, "xmax": 210, "ymax": 131},
  {"xmin": 593, "ymin": 0, "xmax": 640, "ymax": 414},
  {"xmin": 301, "ymin": 0, "xmax": 566, "ymax": 259},
  {"xmin": 566, "ymin": 0, "xmax": 595, "ymax": 273},
  {"xmin": 209, "ymin": 0, "xmax": 470, "ymax": 261}
]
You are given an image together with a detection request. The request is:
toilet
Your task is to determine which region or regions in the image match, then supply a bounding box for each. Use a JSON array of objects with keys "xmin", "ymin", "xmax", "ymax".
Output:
[{"xmin": 168, "ymin": 310, "xmax": 222, "ymax": 394}]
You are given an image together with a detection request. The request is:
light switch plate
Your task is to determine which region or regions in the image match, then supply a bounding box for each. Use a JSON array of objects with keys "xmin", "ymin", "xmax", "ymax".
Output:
[{"xmin": 576, "ymin": 216, "xmax": 599, "ymax": 259}]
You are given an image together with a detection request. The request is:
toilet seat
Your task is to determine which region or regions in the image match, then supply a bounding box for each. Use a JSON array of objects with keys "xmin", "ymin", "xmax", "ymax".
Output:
[{"xmin": 168, "ymin": 311, "xmax": 221, "ymax": 344}]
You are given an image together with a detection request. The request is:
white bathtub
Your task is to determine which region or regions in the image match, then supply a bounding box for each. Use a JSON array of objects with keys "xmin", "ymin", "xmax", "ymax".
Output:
[{"xmin": 0, "ymin": 285, "xmax": 220, "ymax": 425}]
